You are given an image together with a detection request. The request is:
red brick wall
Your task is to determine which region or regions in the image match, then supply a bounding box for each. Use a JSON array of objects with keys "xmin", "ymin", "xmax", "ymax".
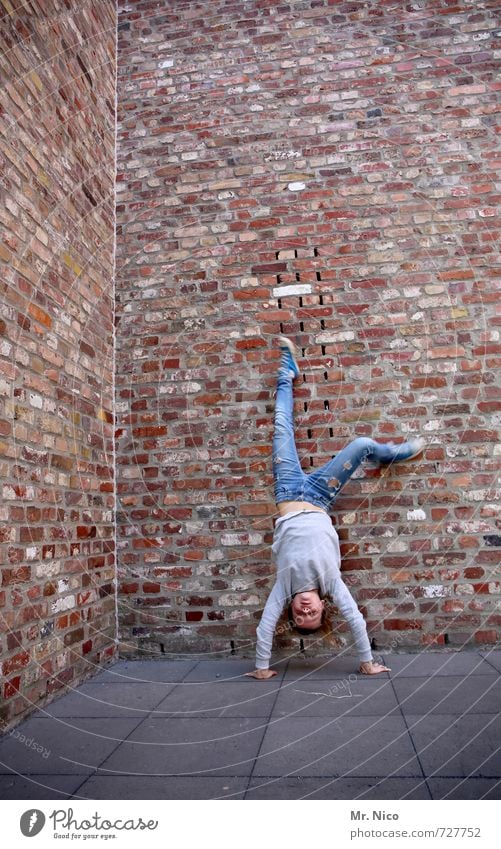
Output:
[
  {"xmin": 116, "ymin": 0, "xmax": 500, "ymax": 659},
  {"xmin": 0, "ymin": 1, "xmax": 117, "ymax": 728}
]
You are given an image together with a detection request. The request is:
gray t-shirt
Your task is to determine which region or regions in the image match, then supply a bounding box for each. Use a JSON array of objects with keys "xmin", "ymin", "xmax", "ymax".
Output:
[{"xmin": 255, "ymin": 510, "xmax": 373, "ymax": 668}]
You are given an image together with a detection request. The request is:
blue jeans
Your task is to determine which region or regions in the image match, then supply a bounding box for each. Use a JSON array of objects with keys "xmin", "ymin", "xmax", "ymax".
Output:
[{"xmin": 273, "ymin": 369, "xmax": 418, "ymax": 510}]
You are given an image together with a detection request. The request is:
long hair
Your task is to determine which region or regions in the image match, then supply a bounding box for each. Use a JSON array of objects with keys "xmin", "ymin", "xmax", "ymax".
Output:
[{"xmin": 286, "ymin": 598, "xmax": 335, "ymax": 638}]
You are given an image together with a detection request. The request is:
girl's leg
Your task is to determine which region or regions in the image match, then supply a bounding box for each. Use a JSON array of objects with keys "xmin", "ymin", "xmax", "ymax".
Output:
[
  {"xmin": 272, "ymin": 340, "xmax": 306, "ymax": 503},
  {"xmin": 306, "ymin": 435, "xmax": 425, "ymax": 506}
]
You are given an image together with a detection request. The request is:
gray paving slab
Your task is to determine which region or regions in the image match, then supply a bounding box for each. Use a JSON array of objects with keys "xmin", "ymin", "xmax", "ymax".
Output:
[
  {"xmin": 181, "ymin": 659, "xmax": 286, "ymax": 682},
  {"xmin": 153, "ymin": 681, "xmax": 278, "ymax": 717},
  {"xmin": 382, "ymin": 652, "xmax": 497, "ymax": 677},
  {"xmin": 91, "ymin": 659, "xmax": 198, "ymax": 683},
  {"xmin": 0, "ymin": 773, "xmax": 86, "ymax": 799},
  {"xmin": 252, "ymin": 715, "xmax": 422, "ymax": 777},
  {"xmin": 427, "ymin": 778, "xmax": 501, "ymax": 800},
  {"xmin": 393, "ymin": 675, "xmax": 501, "ymax": 715},
  {"xmin": 1, "ymin": 652, "xmax": 498, "ymax": 799},
  {"xmin": 74, "ymin": 775, "xmax": 247, "ymax": 799},
  {"xmin": 0, "ymin": 718, "xmax": 140, "ymax": 775},
  {"xmin": 406, "ymin": 714, "xmax": 501, "ymax": 778},
  {"xmin": 274, "ymin": 677, "xmax": 399, "ymax": 717},
  {"xmin": 246, "ymin": 775, "xmax": 431, "ymax": 800},
  {"xmin": 97, "ymin": 717, "xmax": 266, "ymax": 776},
  {"xmin": 283, "ymin": 656, "xmax": 370, "ymax": 680},
  {"xmin": 480, "ymin": 650, "xmax": 501, "ymax": 674},
  {"xmin": 43, "ymin": 681, "xmax": 177, "ymax": 718}
]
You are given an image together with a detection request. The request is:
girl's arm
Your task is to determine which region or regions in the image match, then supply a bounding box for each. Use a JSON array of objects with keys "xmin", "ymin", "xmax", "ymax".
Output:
[
  {"xmin": 329, "ymin": 573, "xmax": 373, "ymax": 661},
  {"xmin": 245, "ymin": 581, "xmax": 286, "ymax": 679},
  {"xmin": 329, "ymin": 574, "xmax": 390, "ymax": 673}
]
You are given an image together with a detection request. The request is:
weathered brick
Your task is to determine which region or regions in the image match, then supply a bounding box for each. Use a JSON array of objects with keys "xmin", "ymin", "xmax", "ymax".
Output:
[
  {"xmin": 3, "ymin": 676, "xmax": 22, "ymax": 699},
  {"xmin": 2, "ymin": 651, "xmax": 31, "ymax": 677},
  {"xmin": 2, "ymin": 567, "xmax": 31, "ymax": 586},
  {"xmin": 384, "ymin": 619, "xmax": 423, "ymax": 631},
  {"xmin": 0, "ymin": 0, "xmax": 116, "ymax": 729},
  {"xmin": 3, "ymin": 0, "xmax": 498, "ymax": 734}
]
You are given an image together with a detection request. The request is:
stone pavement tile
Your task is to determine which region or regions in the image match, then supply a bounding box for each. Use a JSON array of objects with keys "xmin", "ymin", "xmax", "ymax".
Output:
[
  {"xmin": 98, "ymin": 717, "xmax": 266, "ymax": 776},
  {"xmin": 74, "ymin": 774, "xmax": 248, "ymax": 799},
  {"xmin": 153, "ymin": 680, "xmax": 278, "ymax": 718},
  {"xmin": 0, "ymin": 718, "xmax": 140, "ymax": 775},
  {"xmin": 246, "ymin": 775, "xmax": 431, "ymax": 800},
  {"xmin": 393, "ymin": 675, "xmax": 501, "ymax": 716},
  {"xmin": 273, "ymin": 677, "xmax": 399, "ymax": 718},
  {"xmin": 283, "ymin": 656, "xmax": 369, "ymax": 681},
  {"xmin": 406, "ymin": 714, "xmax": 501, "ymax": 778},
  {"xmin": 382, "ymin": 652, "xmax": 496, "ymax": 678},
  {"xmin": 427, "ymin": 777, "xmax": 501, "ymax": 800},
  {"xmin": 252, "ymin": 715, "xmax": 421, "ymax": 777},
  {"xmin": 181, "ymin": 659, "xmax": 286, "ymax": 682},
  {"xmin": 480, "ymin": 650, "xmax": 501, "ymax": 674},
  {"xmin": 43, "ymin": 682, "xmax": 177, "ymax": 718},
  {"xmin": 91, "ymin": 660, "xmax": 197, "ymax": 683},
  {"xmin": 0, "ymin": 773, "xmax": 86, "ymax": 799}
]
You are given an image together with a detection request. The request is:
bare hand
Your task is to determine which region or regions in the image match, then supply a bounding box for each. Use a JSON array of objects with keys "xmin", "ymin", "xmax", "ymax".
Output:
[
  {"xmin": 245, "ymin": 668, "xmax": 278, "ymax": 680},
  {"xmin": 359, "ymin": 661, "xmax": 391, "ymax": 675}
]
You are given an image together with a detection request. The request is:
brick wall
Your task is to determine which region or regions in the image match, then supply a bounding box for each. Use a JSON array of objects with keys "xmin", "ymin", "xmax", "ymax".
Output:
[
  {"xmin": 115, "ymin": 0, "xmax": 500, "ymax": 661},
  {"xmin": 0, "ymin": 0, "xmax": 117, "ymax": 728}
]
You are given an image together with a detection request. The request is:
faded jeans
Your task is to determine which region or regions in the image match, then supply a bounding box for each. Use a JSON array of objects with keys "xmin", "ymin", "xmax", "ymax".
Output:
[{"xmin": 273, "ymin": 369, "xmax": 418, "ymax": 510}]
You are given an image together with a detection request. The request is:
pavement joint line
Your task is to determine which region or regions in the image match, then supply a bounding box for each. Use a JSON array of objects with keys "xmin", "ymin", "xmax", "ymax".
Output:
[
  {"xmin": 385, "ymin": 668, "xmax": 432, "ymax": 799},
  {"xmin": 61, "ymin": 697, "xmax": 166, "ymax": 792},
  {"xmin": 246, "ymin": 683, "xmax": 422, "ymax": 789},
  {"xmin": 244, "ymin": 657, "xmax": 293, "ymax": 799},
  {"xmin": 1, "ymin": 654, "xmax": 501, "ymax": 799},
  {"xmin": 412, "ymin": 710, "xmax": 501, "ymax": 785},
  {"xmin": 479, "ymin": 652, "xmax": 501, "ymax": 676},
  {"xmin": 433, "ymin": 773, "xmax": 501, "ymax": 802},
  {"xmin": 383, "ymin": 653, "xmax": 501, "ymax": 792}
]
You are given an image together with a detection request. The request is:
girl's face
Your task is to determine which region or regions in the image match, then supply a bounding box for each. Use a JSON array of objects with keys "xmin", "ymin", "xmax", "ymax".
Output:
[{"xmin": 290, "ymin": 591, "xmax": 325, "ymax": 629}]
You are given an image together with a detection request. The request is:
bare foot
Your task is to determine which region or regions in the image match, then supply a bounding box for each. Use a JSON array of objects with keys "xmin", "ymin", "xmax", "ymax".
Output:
[{"xmin": 359, "ymin": 660, "xmax": 391, "ymax": 675}]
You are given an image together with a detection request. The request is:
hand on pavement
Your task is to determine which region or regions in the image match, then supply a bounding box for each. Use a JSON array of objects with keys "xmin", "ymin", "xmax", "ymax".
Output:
[
  {"xmin": 359, "ymin": 660, "xmax": 391, "ymax": 675},
  {"xmin": 245, "ymin": 668, "xmax": 278, "ymax": 680}
]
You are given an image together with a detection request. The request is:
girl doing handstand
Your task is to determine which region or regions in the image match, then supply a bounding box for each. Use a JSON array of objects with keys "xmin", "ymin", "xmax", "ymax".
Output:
[{"xmin": 246, "ymin": 337, "xmax": 425, "ymax": 680}]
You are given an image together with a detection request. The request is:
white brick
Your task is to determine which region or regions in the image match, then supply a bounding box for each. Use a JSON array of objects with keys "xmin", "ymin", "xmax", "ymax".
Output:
[
  {"xmin": 317, "ymin": 330, "xmax": 355, "ymax": 343},
  {"xmin": 273, "ymin": 283, "xmax": 312, "ymax": 298},
  {"xmin": 407, "ymin": 509, "xmax": 426, "ymax": 521}
]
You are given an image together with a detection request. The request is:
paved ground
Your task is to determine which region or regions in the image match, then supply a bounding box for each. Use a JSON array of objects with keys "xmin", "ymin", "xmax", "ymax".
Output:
[{"xmin": 0, "ymin": 650, "xmax": 500, "ymax": 800}]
